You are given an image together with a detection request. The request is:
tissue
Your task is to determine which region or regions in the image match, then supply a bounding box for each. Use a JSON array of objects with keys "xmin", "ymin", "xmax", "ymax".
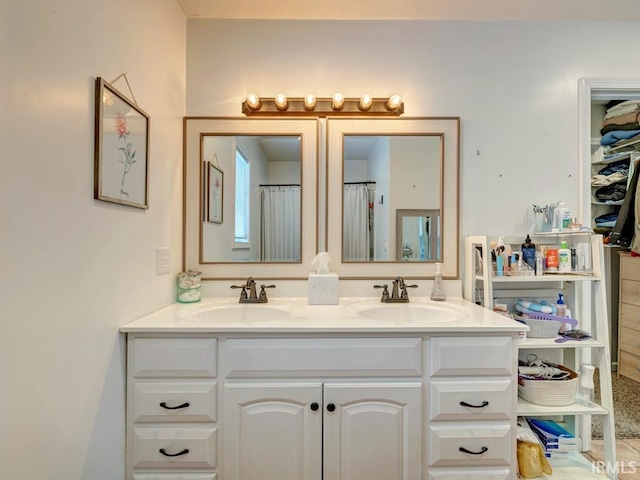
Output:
[
  {"xmin": 308, "ymin": 252, "xmax": 338, "ymax": 305},
  {"xmin": 311, "ymin": 252, "xmax": 332, "ymax": 274}
]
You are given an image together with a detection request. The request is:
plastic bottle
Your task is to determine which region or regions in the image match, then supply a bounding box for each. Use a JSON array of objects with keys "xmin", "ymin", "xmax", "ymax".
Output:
[
  {"xmin": 521, "ymin": 234, "xmax": 536, "ymax": 270},
  {"xmin": 556, "ymin": 293, "xmax": 567, "ymax": 317},
  {"xmin": 558, "ymin": 240, "xmax": 571, "ymax": 272},
  {"xmin": 431, "ymin": 262, "xmax": 446, "ymax": 301},
  {"xmin": 546, "ymin": 248, "xmax": 559, "ymax": 271},
  {"xmin": 554, "ymin": 202, "xmax": 571, "ymax": 231}
]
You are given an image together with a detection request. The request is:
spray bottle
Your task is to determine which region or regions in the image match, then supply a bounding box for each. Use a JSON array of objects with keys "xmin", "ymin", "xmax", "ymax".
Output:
[{"xmin": 431, "ymin": 262, "xmax": 446, "ymax": 301}]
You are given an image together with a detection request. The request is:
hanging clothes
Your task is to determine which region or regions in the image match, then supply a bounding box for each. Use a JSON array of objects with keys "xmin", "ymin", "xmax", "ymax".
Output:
[{"xmin": 260, "ymin": 185, "xmax": 301, "ymax": 261}]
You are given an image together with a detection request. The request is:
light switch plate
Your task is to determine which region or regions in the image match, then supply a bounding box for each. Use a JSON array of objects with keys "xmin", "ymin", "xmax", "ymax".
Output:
[{"xmin": 156, "ymin": 247, "xmax": 170, "ymax": 275}]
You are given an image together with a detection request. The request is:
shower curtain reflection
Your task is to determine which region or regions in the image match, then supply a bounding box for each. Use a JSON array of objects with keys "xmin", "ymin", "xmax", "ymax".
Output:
[
  {"xmin": 343, "ymin": 183, "xmax": 375, "ymax": 261},
  {"xmin": 260, "ymin": 185, "xmax": 301, "ymax": 262}
]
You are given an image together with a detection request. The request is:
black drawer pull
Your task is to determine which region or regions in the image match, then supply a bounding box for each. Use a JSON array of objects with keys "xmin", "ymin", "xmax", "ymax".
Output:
[
  {"xmin": 159, "ymin": 448, "xmax": 189, "ymax": 457},
  {"xmin": 310, "ymin": 402, "xmax": 319, "ymax": 411},
  {"xmin": 460, "ymin": 400, "xmax": 489, "ymax": 409},
  {"xmin": 327, "ymin": 403, "xmax": 336, "ymax": 412},
  {"xmin": 459, "ymin": 446, "xmax": 488, "ymax": 455},
  {"xmin": 159, "ymin": 402, "xmax": 190, "ymax": 410}
]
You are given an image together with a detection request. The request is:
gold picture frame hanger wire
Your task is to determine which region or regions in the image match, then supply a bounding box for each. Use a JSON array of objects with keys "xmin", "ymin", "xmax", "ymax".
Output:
[{"xmin": 110, "ymin": 73, "xmax": 138, "ymax": 107}]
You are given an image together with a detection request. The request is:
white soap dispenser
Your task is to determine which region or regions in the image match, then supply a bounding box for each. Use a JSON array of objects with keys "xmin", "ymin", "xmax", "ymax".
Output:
[{"xmin": 431, "ymin": 262, "xmax": 446, "ymax": 301}]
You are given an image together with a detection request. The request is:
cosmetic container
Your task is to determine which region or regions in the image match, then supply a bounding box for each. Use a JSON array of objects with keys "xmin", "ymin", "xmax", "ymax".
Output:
[
  {"xmin": 178, "ymin": 270, "xmax": 202, "ymax": 303},
  {"xmin": 430, "ymin": 262, "xmax": 446, "ymax": 301}
]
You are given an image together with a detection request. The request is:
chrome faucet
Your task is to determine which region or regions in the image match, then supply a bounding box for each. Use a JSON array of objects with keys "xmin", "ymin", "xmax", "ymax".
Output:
[
  {"xmin": 231, "ymin": 277, "xmax": 275, "ymax": 303},
  {"xmin": 374, "ymin": 277, "xmax": 418, "ymax": 303}
]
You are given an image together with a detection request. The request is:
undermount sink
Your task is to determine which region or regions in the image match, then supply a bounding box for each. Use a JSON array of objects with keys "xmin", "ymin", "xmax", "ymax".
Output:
[
  {"xmin": 178, "ymin": 300, "xmax": 307, "ymax": 323},
  {"xmin": 343, "ymin": 300, "xmax": 469, "ymax": 323}
]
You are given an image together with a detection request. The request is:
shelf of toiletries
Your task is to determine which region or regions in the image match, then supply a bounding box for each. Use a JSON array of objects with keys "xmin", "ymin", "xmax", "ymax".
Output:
[{"xmin": 482, "ymin": 231, "xmax": 598, "ymax": 282}]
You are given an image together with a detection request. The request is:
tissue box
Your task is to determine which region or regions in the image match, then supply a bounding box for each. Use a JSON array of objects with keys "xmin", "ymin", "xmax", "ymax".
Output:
[{"xmin": 308, "ymin": 273, "xmax": 339, "ymax": 305}]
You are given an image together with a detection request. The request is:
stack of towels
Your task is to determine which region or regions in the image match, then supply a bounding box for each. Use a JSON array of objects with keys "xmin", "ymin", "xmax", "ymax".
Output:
[{"xmin": 600, "ymin": 100, "xmax": 640, "ymax": 147}]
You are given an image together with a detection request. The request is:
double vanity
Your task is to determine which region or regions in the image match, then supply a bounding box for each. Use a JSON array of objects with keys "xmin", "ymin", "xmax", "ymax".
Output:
[{"xmin": 121, "ymin": 296, "xmax": 525, "ymax": 480}]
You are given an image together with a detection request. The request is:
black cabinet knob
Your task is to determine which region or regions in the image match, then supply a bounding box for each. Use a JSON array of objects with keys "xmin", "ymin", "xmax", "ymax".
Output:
[
  {"xmin": 310, "ymin": 402, "xmax": 319, "ymax": 411},
  {"xmin": 326, "ymin": 403, "xmax": 336, "ymax": 412}
]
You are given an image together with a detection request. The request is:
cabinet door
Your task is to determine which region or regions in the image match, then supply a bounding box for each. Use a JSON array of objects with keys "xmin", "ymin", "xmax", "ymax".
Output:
[
  {"xmin": 323, "ymin": 382, "xmax": 422, "ymax": 480},
  {"xmin": 222, "ymin": 383, "xmax": 322, "ymax": 480}
]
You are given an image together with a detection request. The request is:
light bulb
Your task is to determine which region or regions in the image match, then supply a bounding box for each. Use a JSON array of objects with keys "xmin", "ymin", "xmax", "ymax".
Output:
[
  {"xmin": 332, "ymin": 92, "xmax": 344, "ymax": 110},
  {"xmin": 304, "ymin": 94, "xmax": 316, "ymax": 110},
  {"xmin": 386, "ymin": 94, "xmax": 402, "ymax": 111},
  {"xmin": 359, "ymin": 94, "xmax": 372, "ymax": 111},
  {"xmin": 246, "ymin": 93, "xmax": 261, "ymax": 110},
  {"xmin": 274, "ymin": 93, "xmax": 288, "ymax": 111}
]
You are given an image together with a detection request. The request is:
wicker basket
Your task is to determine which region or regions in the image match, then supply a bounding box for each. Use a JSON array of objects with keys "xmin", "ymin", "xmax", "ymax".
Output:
[
  {"xmin": 518, "ymin": 315, "xmax": 562, "ymax": 338},
  {"xmin": 518, "ymin": 365, "xmax": 579, "ymax": 407}
]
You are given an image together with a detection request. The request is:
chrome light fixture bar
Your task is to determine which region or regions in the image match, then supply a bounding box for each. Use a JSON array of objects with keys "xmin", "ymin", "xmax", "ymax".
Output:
[{"xmin": 242, "ymin": 93, "xmax": 404, "ymax": 117}]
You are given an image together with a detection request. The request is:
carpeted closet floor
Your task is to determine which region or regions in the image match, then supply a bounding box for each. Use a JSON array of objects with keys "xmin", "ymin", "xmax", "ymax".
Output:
[{"xmin": 592, "ymin": 370, "xmax": 640, "ymax": 440}]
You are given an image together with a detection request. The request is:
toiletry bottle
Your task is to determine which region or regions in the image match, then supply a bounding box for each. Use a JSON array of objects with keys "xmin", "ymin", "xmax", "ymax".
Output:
[
  {"xmin": 558, "ymin": 240, "xmax": 571, "ymax": 272},
  {"xmin": 556, "ymin": 293, "xmax": 567, "ymax": 317},
  {"xmin": 521, "ymin": 234, "xmax": 536, "ymax": 270},
  {"xmin": 556, "ymin": 293, "xmax": 568, "ymax": 333},
  {"xmin": 546, "ymin": 248, "xmax": 558, "ymax": 271},
  {"xmin": 431, "ymin": 262, "xmax": 446, "ymax": 301}
]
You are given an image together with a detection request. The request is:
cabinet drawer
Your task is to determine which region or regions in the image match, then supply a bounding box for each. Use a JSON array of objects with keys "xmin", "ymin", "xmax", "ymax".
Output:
[
  {"xmin": 132, "ymin": 382, "xmax": 217, "ymax": 423},
  {"xmin": 428, "ymin": 471, "xmax": 510, "ymax": 480},
  {"xmin": 429, "ymin": 379, "xmax": 512, "ymax": 421},
  {"xmin": 620, "ymin": 279, "xmax": 640, "ymax": 308},
  {"xmin": 620, "ymin": 294, "xmax": 640, "ymax": 323},
  {"xmin": 132, "ymin": 427, "xmax": 217, "ymax": 470},
  {"xmin": 621, "ymin": 255, "xmax": 640, "ymax": 282},
  {"xmin": 430, "ymin": 337, "xmax": 514, "ymax": 376},
  {"xmin": 618, "ymin": 350, "xmax": 640, "ymax": 384},
  {"xmin": 619, "ymin": 326, "xmax": 640, "ymax": 356},
  {"xmin": 428, "ymin": 424, "xmax": 511, "ymax": 467},
  {"xmin": 224, "ymin": 337, "xmax": 422, "ymax": 377},
  {"xmin": 133, "ymin": 475, "xmax": 216, "ymax": 480},
  {"xmin": 132, "ymin": 338, "xmax": 217, "ymax": 378}
]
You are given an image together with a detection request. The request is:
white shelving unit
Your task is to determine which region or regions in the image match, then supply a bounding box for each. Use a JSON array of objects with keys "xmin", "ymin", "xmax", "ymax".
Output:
[{"xmin": 464, "ymin": 233, "xmax": 618, "ymax": 480}]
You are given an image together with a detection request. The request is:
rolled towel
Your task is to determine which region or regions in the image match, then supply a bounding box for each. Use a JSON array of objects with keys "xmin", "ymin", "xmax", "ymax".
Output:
[{"xmin": 517, "ymin": 299, "xmax": 557, "ymax": 315}]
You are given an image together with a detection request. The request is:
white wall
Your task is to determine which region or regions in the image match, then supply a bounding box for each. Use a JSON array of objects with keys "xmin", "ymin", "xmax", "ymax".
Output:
[
  {"xmin": 186, "ymin": 19, "xmax": 640, "ymax": 243},
  {"xmin": 0, "ymin": 1, "xmax": 185, "ymax": 479}
]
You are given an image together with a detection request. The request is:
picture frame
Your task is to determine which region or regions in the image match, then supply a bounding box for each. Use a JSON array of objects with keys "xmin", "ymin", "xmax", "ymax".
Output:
[
  {"xmin": 207, "ymin": 162, "xmax": 223, "ymax": 223},
  {"xmin": 94, "ymin": 77, "xmax": 150, "ymax": 209}
]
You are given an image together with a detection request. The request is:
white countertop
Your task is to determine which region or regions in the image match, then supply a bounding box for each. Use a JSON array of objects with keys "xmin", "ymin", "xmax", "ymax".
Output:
[{"xmin": 120, "ymin": 296, "xmax": 527, "ymax": 334}]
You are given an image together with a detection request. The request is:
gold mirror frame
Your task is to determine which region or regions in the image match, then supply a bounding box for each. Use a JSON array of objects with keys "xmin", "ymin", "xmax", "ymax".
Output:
[
  {"xmin": 326, "ymin": 117, "xmax": 460, "ymax": 279},
  {"xmin": 183, "ymin": 117, "xmax": 318, "ymax": 279}
]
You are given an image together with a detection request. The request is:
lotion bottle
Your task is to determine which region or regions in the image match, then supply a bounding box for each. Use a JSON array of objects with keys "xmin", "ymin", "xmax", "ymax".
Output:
[
  {"xmin": 431, "ymin": 262, "xmax": 446, "ymax": 301},
  {"xmin": 558, "ymin": 240, "xmax": 571, "ymax": 272}
]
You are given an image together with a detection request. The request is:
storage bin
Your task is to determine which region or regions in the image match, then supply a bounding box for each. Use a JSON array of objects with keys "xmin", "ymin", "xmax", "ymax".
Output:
[
  {"xmin": 518, "ymin": 365, "xmax": 579, "ymax": 407},
  {"xmin": 516, "ymin": 315, "xmax": 561, "ymax": 338}
]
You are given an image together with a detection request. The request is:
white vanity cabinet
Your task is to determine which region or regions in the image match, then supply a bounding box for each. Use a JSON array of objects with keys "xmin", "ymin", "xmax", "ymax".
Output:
[{"xmin": 125, "ymin": 330, "xmax": 520, "ymax": 480}]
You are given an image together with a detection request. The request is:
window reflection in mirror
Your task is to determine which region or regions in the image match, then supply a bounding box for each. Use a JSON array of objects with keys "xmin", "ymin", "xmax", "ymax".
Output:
[
  {"xmin": 202, "ymin": 135, "xmax": 302, "ymax": 263},
  {"xmin": 342, "ymin": 135, "xmax": 442, "ymax": 262}
]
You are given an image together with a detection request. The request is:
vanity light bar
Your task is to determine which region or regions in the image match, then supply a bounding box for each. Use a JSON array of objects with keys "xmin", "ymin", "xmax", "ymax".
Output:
[{"xmin": 242, "ymin": 94, "xmax": 404, "ymax": 117}]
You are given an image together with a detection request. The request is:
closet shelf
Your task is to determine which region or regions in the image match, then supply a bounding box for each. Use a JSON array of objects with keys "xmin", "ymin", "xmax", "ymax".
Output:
[
  {"xmin": 591, "ymin": 200, "xmax": 624, "ymax": 206},
  {"xmin": 517, "ymin": 396, "xmax": 608, "ymax": 416},
  {"xmin": 591, "ymin": 151, "xmax": 633, "ymax": 166},
  {"xmin": 519, "ymin": 337, "xmax": 605, "ymax": 349}
]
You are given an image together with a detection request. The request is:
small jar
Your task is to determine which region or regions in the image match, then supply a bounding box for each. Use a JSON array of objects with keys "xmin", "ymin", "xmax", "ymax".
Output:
[{"xmin": 178, "ymin": 270, "xmax": 201, "ymax": 303}]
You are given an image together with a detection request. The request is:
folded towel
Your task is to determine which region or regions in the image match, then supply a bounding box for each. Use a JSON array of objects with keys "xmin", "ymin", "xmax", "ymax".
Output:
[
  {"xmin": 600, "ymin": 129, "xmax": 640, "ymax": 146},
  {"xmin": 591, "ymin": 170, "xmax": 628, "ymax": 186},
  {"xmin": 604, "ymin": 100, "xmax": 640, "ymax": 120}
]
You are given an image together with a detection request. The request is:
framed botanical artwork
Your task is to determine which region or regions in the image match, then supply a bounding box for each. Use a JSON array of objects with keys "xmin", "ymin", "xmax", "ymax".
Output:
[
  {"xmin": 207, "ymin": 162, "xmax": 223, "ymax": 223},
  {"xmin": 94, "ymin": 77, "xmax": 150, "ymax": 209}
]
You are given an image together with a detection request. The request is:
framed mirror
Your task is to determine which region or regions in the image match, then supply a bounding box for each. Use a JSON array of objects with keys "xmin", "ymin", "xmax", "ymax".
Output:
[
  {"xmin": 396, "ymin": 209, "xmax": 441, "ymax": 262},
  {"xmin": 326, "ymin": 117, "xmax": 460, "ymax": 279},
  {"xmin": 184, "ymin": 117, "xmax": 318, "ymax": 279}
]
